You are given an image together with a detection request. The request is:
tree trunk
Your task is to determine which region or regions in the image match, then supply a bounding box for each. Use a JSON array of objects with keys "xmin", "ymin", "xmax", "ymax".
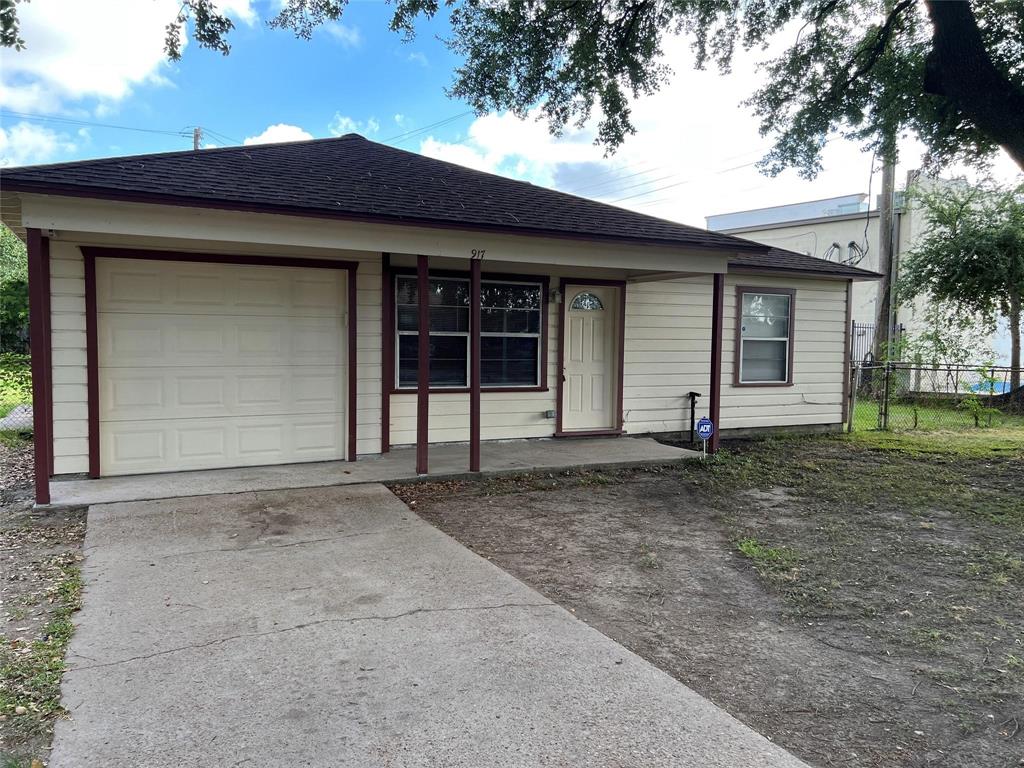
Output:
[
  {"xmin": 924, "ymin": 1, "xmax": 1024, "ymax": 172},
  {"xmin": 1011, "ymin": 291, "xmax": 1021, "ymax": 393}
]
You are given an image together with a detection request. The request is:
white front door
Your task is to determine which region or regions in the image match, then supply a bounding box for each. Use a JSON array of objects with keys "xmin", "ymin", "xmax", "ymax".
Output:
[
  {"xmin": 561, "ymin": 285, "xmax": 619, "ymax": 432},
  {"xmin": 96, "ymin": 258, "xmax": 347, "ymax": 476}
]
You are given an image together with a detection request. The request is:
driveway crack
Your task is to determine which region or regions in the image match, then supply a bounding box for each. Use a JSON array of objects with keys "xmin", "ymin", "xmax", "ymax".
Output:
[
  {"xmin": 70, "ymin": 600, "xmax": 556, "ymax": 671},
  {"xmin": 151, "ymin": 526, "xmax": 413, "ymax": 561}
]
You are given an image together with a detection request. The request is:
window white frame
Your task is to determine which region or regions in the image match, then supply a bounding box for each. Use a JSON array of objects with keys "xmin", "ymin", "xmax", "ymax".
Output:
[
  {"xmin": 395, "ymin": 275, "xmax": 544, "ymax": 390},
  {"xmin": 736, "ymin": 289, "xmax": 794, "ymax": 385}
]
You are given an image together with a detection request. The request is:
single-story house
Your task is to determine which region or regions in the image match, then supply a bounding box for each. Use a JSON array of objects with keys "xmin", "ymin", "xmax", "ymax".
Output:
[{"xmin": 0, "ymin": 135, "xmax": 879, "ymax": 504}]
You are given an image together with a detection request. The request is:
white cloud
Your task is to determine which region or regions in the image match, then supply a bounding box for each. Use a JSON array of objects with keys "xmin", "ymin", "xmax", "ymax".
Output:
[
  {"xmin": 0, "ymin": 122, "xmax": 77, "ymax": 167},
  {"xmin": 243, "ymin": 124, "xmax": 314, "ymax": 145},
  {"xmin": 0, "ymin": 0, "xmax": 259, "ymax": 114},
  {"xmin": 325, "ymin": 23, "xmax": 362, "ymax": 48},
  {"xmin": 328, "ymin": 113, "xmax": 380, "ymax": 137},
  {"xmin": 407, "ymin": 51, "xmax": 428, "ymax": 67},
  {"xmin": 417, "ymin": 35, "xmax": 1022, "ymax": 227},
  {"xmin": 218, "ymin": 0, "xmax": 258, "ymax": 26},
  {"xmin": 394, "ymin": 113, "xmax": 406, "ymax": 126},
  {"xmin": 419, "ymin": 110, "xmax": 601, "ymax": 179},
  {"xmin": 0, "ymin": 0, "xmax": 183, "ymax": 113}
]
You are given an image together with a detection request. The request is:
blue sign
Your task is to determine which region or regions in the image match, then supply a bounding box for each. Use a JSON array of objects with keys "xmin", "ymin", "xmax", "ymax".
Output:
[{"xmin": 696, "ymin": 417, "xmax": 714, "ymax": 441}]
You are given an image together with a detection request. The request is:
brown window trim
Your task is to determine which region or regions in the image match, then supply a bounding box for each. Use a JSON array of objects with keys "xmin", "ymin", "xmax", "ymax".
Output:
[
  {"xmin": 388, "ymin": 267, "xmax": 550, "ymax": 394},
  {"xmin": 733, "ymin": 285, "xmax": 796, "ymax": 388}
]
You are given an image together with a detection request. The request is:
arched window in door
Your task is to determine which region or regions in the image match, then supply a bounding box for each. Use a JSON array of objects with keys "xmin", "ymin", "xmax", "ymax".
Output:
[{"xmin": 569, "ymin": 291, "xmax": 604, "ymax": 311}]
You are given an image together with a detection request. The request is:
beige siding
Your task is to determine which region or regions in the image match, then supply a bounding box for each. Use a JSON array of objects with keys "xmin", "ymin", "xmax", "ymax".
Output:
[
  {"xmin": 623, "ymin": 274, "xmax": 848, "ymax": 435},
  {"xmin": 49, "ymin": 242, "xmax": 88, "ymax": 474},
  {"xmin": 355, "ymin": 261, "xmax": 383, "ymax": 455}
]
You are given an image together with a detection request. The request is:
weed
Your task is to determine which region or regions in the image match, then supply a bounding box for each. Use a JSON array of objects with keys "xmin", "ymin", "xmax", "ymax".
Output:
[
  {"xmin": 736, "ymin": 537, "xmax": 800, "ymax": 580},
  {"xmin": 637, "ymin": 543, "xmax": 661, "ymax": 569}
]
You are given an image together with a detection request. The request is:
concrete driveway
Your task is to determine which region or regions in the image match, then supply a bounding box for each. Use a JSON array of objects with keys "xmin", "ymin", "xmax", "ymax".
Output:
[{"xmin": 53, "ymin": 484, "xmax": 805, "ymax": 767}]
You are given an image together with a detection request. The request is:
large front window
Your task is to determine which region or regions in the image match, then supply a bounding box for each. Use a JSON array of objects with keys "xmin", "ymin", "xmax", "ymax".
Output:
[
  {"xmin": 738, "ymin": 291, "xmax": 793, "ymax": 384},
  {"xmin": 396, "ymin": 275, "xmax": 543, "ymax": 389}
]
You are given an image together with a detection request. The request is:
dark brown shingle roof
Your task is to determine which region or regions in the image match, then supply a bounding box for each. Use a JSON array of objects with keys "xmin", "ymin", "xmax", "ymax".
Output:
[
  {"xmin": 1, "ymin": 134, "xmax": 767, "ymax": 252},
  {"xmin": 730, "ymin": 248, "xmax": 881, "ymax": 279},
  {"xmin": 0, "ymin": 134, "xmax": 879, "ymax": 278}
]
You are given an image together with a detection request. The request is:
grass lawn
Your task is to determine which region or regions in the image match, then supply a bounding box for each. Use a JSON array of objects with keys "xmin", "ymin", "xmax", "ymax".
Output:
[
  {"xmin": 393, "ymin": 427, "xmax": 1024, "ymax": 768},
  {"xmin": 851, "ymin": 396, "xmax": 1024, "ymax": 433}
]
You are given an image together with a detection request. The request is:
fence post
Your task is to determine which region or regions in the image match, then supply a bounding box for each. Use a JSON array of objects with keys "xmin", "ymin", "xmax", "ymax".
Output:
[
  {"xmin": 847, "ymin": 364, "xmax": 858, "ymax": 433},
  {"xmin": 882, "ymin": 362, "xmax": 891, "ymax": 430}
]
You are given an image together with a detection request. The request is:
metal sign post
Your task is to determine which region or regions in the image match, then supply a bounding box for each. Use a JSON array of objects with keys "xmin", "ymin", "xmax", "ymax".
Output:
[{"xmin": 696, "ymin": 416, "xmax": 714, "ymax": 458}]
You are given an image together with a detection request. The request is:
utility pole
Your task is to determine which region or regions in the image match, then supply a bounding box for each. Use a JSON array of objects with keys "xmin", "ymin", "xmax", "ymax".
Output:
[
  {"xmin": 873, "ymin": 0, "xmax": 898, "ymax": 363},
  {"xmin": 193, "ymin": 127, "xmax": 202, "ymax": 151},
  {"xmin": 873, "ymin": 139, "xmax": 897, "ymax": 361}
]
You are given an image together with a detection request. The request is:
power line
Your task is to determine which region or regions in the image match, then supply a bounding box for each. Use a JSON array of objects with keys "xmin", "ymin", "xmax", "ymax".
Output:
[
  {"xmin": 382, "ymin": 111, "xmax": 476, "ymax": 145},
  {"xmin": 1, "ymin": 109, "xmax": 190, "ymax": 138},
  {"xmin": 562, "ymin": 165, "xmax": 663, "ymax": 195}
]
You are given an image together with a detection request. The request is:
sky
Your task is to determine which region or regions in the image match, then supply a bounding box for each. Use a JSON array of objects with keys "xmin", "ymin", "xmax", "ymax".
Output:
[{"xmin": 0, "ymin": 0, "xmax": 1020, "ymax": 229}]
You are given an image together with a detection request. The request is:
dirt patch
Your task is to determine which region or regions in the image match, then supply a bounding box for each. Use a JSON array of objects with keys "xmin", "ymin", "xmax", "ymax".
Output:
[
  {"xmin": 391, "ymin": 435, "xmax": 1024, "ymax": 768},
  {"xmin": 1, "ymin": 439, "xmax": 86, "ymax": 766},
  {"xmin": 1, "ymin": 441, "xmax": 34, "ymax": 514}
]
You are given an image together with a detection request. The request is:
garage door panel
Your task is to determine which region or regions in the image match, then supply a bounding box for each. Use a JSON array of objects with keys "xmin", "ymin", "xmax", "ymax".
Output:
[
  {"xmin": 101, "ymin": 366, "xmax": 343, "ymax": 421},
  {"xmin": 100, "ymin": 413, "xmax": 345, "ymax": 473},
  {"xmin": 99, "ymin": 314, "xmax": 343, "ymax": 367},
  {"xmin": 97, "ymin": 257, "xmax": 347, "ymax": 475},
  {"xmin": 99, "ymin": 259, "xmax": 343, "ymax": 317}
]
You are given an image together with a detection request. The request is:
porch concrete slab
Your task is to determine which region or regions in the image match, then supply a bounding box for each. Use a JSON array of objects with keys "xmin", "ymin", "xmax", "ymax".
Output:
[
  {"xmin": 52, "ymin": 484, "xmax": 806, "ymax": 768},
  {"xmin": 49, "ymin": 436, "xmax": 696, "ymax": 507}
]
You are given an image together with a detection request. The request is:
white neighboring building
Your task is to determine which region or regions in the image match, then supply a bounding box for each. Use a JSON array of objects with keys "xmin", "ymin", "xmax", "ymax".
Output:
[{"xmin": 707, "ymin": 176, "xmax": 1010, "ymax": 364}]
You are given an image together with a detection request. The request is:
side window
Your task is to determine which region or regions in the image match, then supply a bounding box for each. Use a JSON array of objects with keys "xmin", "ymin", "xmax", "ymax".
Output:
[{"xmin": 738, "ymin": 291, "xmax": 792, "ymax": 384}]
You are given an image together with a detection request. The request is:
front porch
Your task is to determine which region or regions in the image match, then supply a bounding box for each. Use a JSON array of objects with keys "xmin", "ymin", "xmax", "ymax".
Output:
[{"xmin": 47, "ymin": 436, "xmax": 697, "ymax": 507}]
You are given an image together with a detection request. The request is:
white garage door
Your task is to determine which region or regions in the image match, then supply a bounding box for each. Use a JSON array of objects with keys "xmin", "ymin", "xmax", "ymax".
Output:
[{"xmin": 97, "ymin": 258, "xmax": 346, "ymax": 476}]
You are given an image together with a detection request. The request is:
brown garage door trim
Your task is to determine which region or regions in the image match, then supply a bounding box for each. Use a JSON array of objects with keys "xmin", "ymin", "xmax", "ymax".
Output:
[{"xmin": 80, "ymin": 247, "xmax": 360, "ymax": 478}]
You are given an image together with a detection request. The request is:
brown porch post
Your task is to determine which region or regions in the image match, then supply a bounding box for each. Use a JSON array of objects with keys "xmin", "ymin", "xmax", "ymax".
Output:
[
  {"xmin": 347, "ymin": 263, "xmax": 359, "ymax": 461},
  {"xmin": 469, "ymin": 258, "xmax": 481, "ymax": 471},
  {"xmin": 380, "ymin": 253, "xmax": 392, "ymax": 453},
  {"xmin": 416, "ymin": 255, "xmax": 430, "ymax": 474},
  {"xmin": 709, "ymin": 272, "xmax": 725, "ymax": 454},
  {"xmin": 26, "ymin": 229, "xmax": 51, "ymax": 504}
]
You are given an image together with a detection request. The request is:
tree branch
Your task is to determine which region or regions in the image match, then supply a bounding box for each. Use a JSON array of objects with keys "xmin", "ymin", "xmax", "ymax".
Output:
[{"xmin": 924, "ymin": 0, "xmax": 1024, "ymax": 171}]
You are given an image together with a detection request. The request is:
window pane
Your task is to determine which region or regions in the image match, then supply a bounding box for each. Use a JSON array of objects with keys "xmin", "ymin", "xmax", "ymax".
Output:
[
  {"xmin": 480, "ymin": 308, "xmax": 540, "ymax": 334},
  {"xmin": 396, "ymin": 276, "xmax": 418, "ymax": 306},
  {"xmin": 741, "ymin": 315, "xmax": 789, "ymax": 339},
  {"xmin": 398, "ymin": 335, "xmax": 468, "ymax": 387},
  {"xmin": 397, "ymin": 276, "xmax": 470, "ymax": 332},
  {"xmin": 742, "ymin": 293, "xmax": 790, "ymax": 320},
  {"xmin": 569, "ymin": 292, "xmax": 604, "ymax": 311},
  {"xmin": 482, "ymin": 283, "xmax": 540, "ymax": 310},
  {"xmin": 481, "ymin": 337, "xmax": 539, "ymax": 386},
  {"xmin": 397, "ymin": 305, "xmax": 417, "ymax": 331},
  {"xmin": 741, "ymin": 340, "xmax": 787, "ymax": 382}
]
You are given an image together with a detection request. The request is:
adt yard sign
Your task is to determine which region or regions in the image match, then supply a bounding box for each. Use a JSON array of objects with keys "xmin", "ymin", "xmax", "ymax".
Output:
[
  {"xmin": 696, "ymin": 417, "xmax": 714, "ymax": 457},
  {"xmin": 697, "ymin": 417, "xmax": 714, "ymax": 441}
]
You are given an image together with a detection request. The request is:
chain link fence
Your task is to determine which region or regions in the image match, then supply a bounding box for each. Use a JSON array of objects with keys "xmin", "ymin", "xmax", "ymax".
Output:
[
  {"xmin": 850, "ymin": 362, "xmax": 1023, "ymax": 432},
  {"xmin": 0, "ymin": 354, "xmax": 33, "ymax": 432}
]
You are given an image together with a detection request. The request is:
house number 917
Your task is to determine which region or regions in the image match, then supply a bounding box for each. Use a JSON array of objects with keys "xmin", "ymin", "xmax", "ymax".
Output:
[{"xmin": 471, "ymin": 249, "xmax": 486, "ymax": 260}]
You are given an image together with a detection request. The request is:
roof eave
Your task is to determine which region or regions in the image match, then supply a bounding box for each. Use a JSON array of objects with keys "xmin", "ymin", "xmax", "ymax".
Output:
[{"xmin": 727, "ymin": 264, "xmax": 883, "ymax": 281}]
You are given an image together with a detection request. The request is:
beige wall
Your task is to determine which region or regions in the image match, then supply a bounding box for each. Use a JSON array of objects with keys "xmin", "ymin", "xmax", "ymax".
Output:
[
  {"xmin": 623, "ymin": 274, "xmax": 847, "ymax": 434},
  {"xmin": 36, "ymin": 198, "xmax": 849, "ymax": 472}
]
